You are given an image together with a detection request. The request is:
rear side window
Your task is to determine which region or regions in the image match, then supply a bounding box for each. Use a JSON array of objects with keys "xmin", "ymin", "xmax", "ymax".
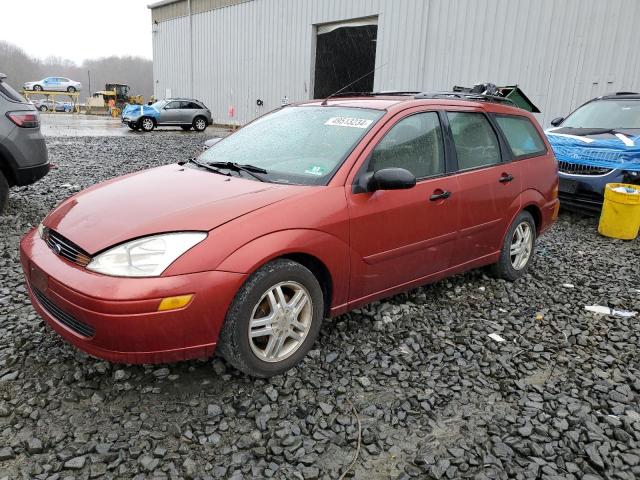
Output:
[
  {"xmin": 448, "ymin": 112, "xmax": 501, "ymax": 170},
  {"xmin": 0, "ymin": 80, "xmax": 27, "ymax": 103},
  {"xmin": 495, "ymin": 115, "xmax": 546, "ymax": 158},
  {"xmin": 368, "ymin": 112, "xmax": 445, "ymax": 179}
]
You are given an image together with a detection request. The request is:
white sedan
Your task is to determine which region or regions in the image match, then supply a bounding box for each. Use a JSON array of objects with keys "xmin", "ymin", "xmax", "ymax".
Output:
[{"xmin": 23, "ymin": 77, "xmax": 82, "ymax": 93}]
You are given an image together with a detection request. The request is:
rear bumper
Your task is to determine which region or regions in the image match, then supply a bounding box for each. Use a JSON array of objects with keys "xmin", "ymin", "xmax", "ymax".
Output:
[
  {"xmin": 20, "ymin": 228, "xmax": 246, "ymax": 364},
  {"xmin": 14, "ymin": 162, "xmax": 50, "ymax": 186}
]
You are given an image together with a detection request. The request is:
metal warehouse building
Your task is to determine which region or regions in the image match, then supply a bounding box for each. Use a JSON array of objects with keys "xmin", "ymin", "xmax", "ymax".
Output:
[{"xmin": 149, "ymin": 0, "xmax": 640, "ymax": 126}]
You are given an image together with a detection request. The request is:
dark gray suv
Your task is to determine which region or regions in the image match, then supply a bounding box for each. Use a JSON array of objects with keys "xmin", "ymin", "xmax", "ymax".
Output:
[{"xmin": 0, "ymin": 73, "xmax": 49, "ymax": 212}]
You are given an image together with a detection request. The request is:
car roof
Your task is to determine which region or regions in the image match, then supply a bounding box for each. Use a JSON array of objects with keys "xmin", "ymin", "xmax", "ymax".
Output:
[
  {"xmin": 598, "ymin": 93, "xmax": 640, "ymax": 100},
  {"xmin": 298, "ymin": 94, "xmax": 528, "ymax": 115}
]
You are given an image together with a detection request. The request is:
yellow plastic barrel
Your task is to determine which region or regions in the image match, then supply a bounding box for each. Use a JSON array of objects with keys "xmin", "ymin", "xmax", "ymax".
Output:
[{"xmin": 598, "ymin": 183, "xmax": 640, "ymax": 240}]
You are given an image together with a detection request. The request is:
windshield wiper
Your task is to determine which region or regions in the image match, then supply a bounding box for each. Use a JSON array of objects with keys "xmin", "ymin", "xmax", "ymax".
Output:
[
  {"xmin": 206, "ymin": 161, "xmax": 267, "ymax": 182},
  {"xmin": 183, "ymin": 157, "xmax": 232, "ymax": 176}
]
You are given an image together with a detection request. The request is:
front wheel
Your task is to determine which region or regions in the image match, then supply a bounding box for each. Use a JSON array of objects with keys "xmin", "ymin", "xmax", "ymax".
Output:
[
  {"xmin": 218, "ymin": 259, "xmax": 324, "ymax": 377},
  {"xmin": 67, "ymin": 86, "xmax": 76, "ymax": 93},
  {"xmin": 491, "ymin": 211, "xmax": 536, "ymax": 281},
  {"xmin": 193, "ymin": 116, "xmax": 207, "ymax": 132},
  {"xmin": 33, "ymin": 85, "xmax": 43, "ymax": 91},
  {"xmin": 39, "ymin": 105, "xmax": 48, "ymax": 112},
  {"xmin": 140, "ymin": 117, "xmax": 155, "ymax": 132}
]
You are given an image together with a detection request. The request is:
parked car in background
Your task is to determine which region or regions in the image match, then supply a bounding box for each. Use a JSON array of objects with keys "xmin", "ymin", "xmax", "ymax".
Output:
[
  {"xmin": 546, "ymin": 92, "xmax": 640, "ymax": 213},
  {"xmin": 23, "ymin": 77, "xmax": 82, "ymax": 93},
  {"xmin": 32, "ymin": 99, "xmax": 72, "ymax": 112},
  {"xmin": 122, "ymin": 98, "xmax": 212, "ymax": 132},
  {"xmin": 21, "ymin": 93, "xmax": 558, "ymax": 377},
  {"xmin": 0, "ymin": 73, "xmax": 49, "ymax": 212}
]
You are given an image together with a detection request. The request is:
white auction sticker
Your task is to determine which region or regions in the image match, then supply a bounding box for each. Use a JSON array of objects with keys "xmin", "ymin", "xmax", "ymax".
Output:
[{"xmin": 325, "ymin": 117, "xmax": 373, "ymax": 129}]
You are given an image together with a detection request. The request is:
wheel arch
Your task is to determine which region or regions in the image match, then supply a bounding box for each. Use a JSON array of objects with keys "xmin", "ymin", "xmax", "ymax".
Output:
[{"xmin": 213, "ymin": 229, "xmax": 350, "ymax": 316}]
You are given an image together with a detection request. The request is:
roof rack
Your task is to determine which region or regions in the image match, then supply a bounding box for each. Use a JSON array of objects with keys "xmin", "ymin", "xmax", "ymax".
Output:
[
  {"xmin": 415, "ymin": 91, "xmax": 517, "ymax": 106},
  {"xmin": 330, "ymin": 91, "xmax": 420, "ymax": 98}
]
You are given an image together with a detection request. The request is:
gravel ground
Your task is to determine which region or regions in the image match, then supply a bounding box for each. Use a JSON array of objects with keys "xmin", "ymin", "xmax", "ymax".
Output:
[{"xmin": 1, "ymin": 134, "xmax": 639, "ymax": 480}]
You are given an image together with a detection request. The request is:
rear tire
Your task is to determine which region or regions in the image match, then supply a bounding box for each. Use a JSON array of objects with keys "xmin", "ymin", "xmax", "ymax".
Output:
[
  {"xmin": 491, "ymin": 210, "xmax": 536, "ymax": 281},
  {"xmin": 193, "ymin": 116, "xmax": 207, "ymax": 132},
  {"xmin": 218, "ymin": 259, "xmax": 324, "ymax": 377},
  {"xmin": 181, "ymin": 125, "xmax": 192, "ymax": 131},
  {"xmin": 140, "ymin": 117, "xmax": 155, "ymax": 132},
  {"xmin": 0, "ymin": 173, "xmax": 9, "ymax": 214}
]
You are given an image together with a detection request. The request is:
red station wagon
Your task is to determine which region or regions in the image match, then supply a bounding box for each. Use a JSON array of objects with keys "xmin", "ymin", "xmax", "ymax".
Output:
[{"xmin": 20, "ymin": 93, "xmax": 559, "ymax": 377}]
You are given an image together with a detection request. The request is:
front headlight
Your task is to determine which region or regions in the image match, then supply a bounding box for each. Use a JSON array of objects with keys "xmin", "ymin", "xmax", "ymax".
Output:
[
  {"xmin": 37, "ymin": 222, "xmax": 45, "ymax": 238},
  {"xmin": 86, "ymin": 232, "xmax": 207, "ymax": 277}
]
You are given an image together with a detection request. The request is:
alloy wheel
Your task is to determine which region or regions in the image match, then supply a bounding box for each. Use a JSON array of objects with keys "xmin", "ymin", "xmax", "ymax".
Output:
[
  {"xmin": 142, "ymin": 118, "xmax": 154, "ymax": 131},
  {"xmin": 248, "ymin": 281, "xmax": 312, "ymax": 362},
  {"xmin": 195, "ymin": 118, "xmax": 206, "ymax": 131},
  {"xmin": 510, "ymin": 222, "xmax": 533, "ymax": 270}
]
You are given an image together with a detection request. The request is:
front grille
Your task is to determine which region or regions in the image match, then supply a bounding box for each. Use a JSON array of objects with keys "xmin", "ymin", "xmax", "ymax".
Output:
[
  {"xmin": 43, "ymin": 229, "xmax": 92, "ymax": 267},
  {"xmin": 557, "ymin": 160, "xmax": 613, "ymax": 176},
  {"xmin": 33, "ymin": 287, "xmax": 96, "ymax": 338}
]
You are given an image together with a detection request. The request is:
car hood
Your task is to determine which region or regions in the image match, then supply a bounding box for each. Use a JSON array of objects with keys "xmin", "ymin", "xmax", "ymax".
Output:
[
  {"xmin": 44, "ymin": 164, "xmax": 304, "ymax": 254},
  {"xmin": 546, "ymin": 128, "xmax": 640, "ymax": 171}
]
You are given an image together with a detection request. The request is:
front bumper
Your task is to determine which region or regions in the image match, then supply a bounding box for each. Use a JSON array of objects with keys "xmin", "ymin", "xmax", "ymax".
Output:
[
  {"xmin": 558, "ymin": 169, "xmax": 640, "ymax": 214},
  {"xmin": 20, "ymin": 228, "xmax": 246, "ymax": 364}
]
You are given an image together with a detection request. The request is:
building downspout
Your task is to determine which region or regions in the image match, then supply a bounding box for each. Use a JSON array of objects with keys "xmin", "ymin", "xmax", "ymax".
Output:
[{"xmin": 188, "ymin": 0, "xmax": 193, "ymax": 97}]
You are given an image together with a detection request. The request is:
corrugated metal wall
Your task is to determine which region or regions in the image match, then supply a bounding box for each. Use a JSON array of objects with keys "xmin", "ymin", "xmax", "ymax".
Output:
[{"xmin": 151, "ymin": 0, "xmax": 640, "ymax": 126}]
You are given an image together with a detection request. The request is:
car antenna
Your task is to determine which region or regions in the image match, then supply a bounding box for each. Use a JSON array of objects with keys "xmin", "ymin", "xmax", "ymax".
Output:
[{"xmin": 320, "ymin": 63, "xmax": 388, "ymax": 106}]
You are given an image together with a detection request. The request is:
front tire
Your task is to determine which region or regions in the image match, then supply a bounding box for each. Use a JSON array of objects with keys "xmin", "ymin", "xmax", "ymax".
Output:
[
  {"xmin": 140, "ymin": 116, "xmax": 155, "ymax": 132},
  {"xmin": 67, "ymin": 86, "xmax": 76, "ymax": 93},
  {"xmin": 39, "ymin": 105, "xmax": 48, "ymax": 112},
  {"xmin": 193, "ymin": 116, "xmax": 207, "ymax": 132},
  {"xmin": 218, "ymin": 259, "xmax": 324, "ymax": 377},
  {"xmin": 0, "ymin": 173, "xmax": 9, "ymax": 213},
  {"xmin": 491, "ymin": 210, "xmax": 536, "ymax": 281},
  {"xmin": 33, "ymin": 85, "xmax": 43, "ymax": 91}
]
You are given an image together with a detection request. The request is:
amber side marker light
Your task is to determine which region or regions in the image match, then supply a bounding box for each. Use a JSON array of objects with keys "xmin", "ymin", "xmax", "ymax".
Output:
[{"xmin": 157, "ymin": 294, "xmax": 194, "ymax": 311}]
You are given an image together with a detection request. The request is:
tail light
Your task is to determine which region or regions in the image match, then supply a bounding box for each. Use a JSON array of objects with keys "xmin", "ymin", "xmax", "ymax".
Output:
[{"xmin": 6, "ymin": 111, "xmax": 40, "ymax": 128}]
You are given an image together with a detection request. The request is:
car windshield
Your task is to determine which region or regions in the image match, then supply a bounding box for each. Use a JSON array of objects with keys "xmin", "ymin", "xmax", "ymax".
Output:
[
  {"xmin": 562, "ymin": 99, "xmax": 640, "ymax": 129},
  {"xmin": 197, "ymin": 106, "xmax": 384, "ymax": 185},
  {"xmin": 151, "ymin": 100, "xmax": 168, "ymax": 109}
]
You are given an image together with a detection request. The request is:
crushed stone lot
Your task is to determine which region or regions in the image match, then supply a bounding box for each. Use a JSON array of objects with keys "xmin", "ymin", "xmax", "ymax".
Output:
[{"xmin": 1, "ymin": 133, "xmax": 639, "ymax": 480}]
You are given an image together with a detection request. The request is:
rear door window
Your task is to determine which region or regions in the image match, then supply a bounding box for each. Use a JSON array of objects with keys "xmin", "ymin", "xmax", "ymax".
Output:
[
  {"xmin": 448, "ymin": 112, "xmax": 501, "ymax": 170},
  {"xmin": 0, "ymin": 80, "xmax": 27, "ymax": 103},
  {"xmin": 367, "ymin": 112, "xmax": 445, "ymax": 179},
  {"xmin": 495, "ymin": 115, "xmax": 546, "ymax": 158}
]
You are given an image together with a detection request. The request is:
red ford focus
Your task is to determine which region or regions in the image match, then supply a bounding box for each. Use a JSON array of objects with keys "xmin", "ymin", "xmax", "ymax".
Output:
[{"xmin": 21, "ymin": 94, "xmax": 559, "ymax": 377}]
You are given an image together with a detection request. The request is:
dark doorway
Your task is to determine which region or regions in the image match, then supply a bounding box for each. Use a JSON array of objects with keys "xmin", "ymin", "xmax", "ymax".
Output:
[{"xmin": 313, "ymin": 23, "xmax": 378, "ymax": 99}]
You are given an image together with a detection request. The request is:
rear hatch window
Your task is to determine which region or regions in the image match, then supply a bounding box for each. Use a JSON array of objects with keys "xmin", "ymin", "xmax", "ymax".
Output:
[{"xmin": 0, "ymin": 79, "xmax": 28, "ymax": 103}]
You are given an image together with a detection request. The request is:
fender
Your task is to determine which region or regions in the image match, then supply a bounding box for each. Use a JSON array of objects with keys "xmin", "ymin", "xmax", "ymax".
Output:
[
  {"xmin": 501, "ymin": 188, "xmax": 545, "ymax": 245},
  {"xmin": 216, "ymin": 229, "xmax": 351, "ymax": 310}
]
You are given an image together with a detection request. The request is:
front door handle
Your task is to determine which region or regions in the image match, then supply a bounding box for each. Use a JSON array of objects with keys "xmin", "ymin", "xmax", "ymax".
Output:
[
  {"xmin": 429, "ymin": 190, "xmax": 451, "ymax": 201},
  {"xmin": 499, "ymin": 173, "xmax": 514, "ymax": 183}
]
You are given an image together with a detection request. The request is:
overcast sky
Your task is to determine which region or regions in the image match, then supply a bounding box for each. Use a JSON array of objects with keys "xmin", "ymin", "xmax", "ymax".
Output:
[{"xmin": 0, "ymin": 0, "xmax": 153, "ymax": 64}]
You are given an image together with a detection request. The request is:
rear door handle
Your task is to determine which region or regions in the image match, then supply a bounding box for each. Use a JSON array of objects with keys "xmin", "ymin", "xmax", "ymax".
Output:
[
  {"xmin": 429, "ymin": 190, "xmax": 451, "ymax": 201},
  {"xmin": 499, "ymin": 174, "xmax": 514, "ymax": 183}
]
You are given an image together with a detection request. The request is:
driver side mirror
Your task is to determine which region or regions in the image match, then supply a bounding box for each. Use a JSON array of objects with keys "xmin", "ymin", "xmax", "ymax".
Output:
[
  {"xmin": 550, "ymin": 116, "xmax": 564, "ymax": 127},
  {"xmin": 356, "ymin": 168, "xmax": 416, "ymax": 193}
]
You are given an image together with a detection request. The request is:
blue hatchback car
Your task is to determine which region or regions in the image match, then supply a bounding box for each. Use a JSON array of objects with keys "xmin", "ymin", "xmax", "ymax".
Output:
[{"xmin": 546, "ymin": 93, "xmax": 640, "ymax": 213}]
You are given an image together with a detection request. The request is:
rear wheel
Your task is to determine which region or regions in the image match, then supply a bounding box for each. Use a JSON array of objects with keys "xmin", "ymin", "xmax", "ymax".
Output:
[
  {"xmin": 0, "ymin": 173, "xmax": 9, "ymax": 213},
  {"xmin": 67, "ymin": 86, "xmax": 76, "ymax": 93},
  {"xmin": 181, "ymin": 125, "xmax": 192, "ymax": 131},
  {"xmin": 218, "ymin": 259, "xmax": 324, "ymax": 377},
  {"xmin": 193, "ymin": 116, "xmax": 207, "ymax": 132},
  {"xmin": 33, "ymin": 85, "xmax": 43, "ymax": 91},
  {"xmin": 491, "ymin": 210, "xmax": 536, "ymax": 281},
  {"xmin": 140, "ymin": 117, "xmax": 155, "ymax": 132}
]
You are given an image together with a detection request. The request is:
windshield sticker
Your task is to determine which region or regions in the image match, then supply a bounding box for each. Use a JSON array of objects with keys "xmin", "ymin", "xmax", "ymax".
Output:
[
  {"xmin": 325, "ymin": 117, "xmax": 373, "ymax": 129},
  {"xmin": 304, "ymin": 165, "xmax": 327, "ymax": 176}
]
